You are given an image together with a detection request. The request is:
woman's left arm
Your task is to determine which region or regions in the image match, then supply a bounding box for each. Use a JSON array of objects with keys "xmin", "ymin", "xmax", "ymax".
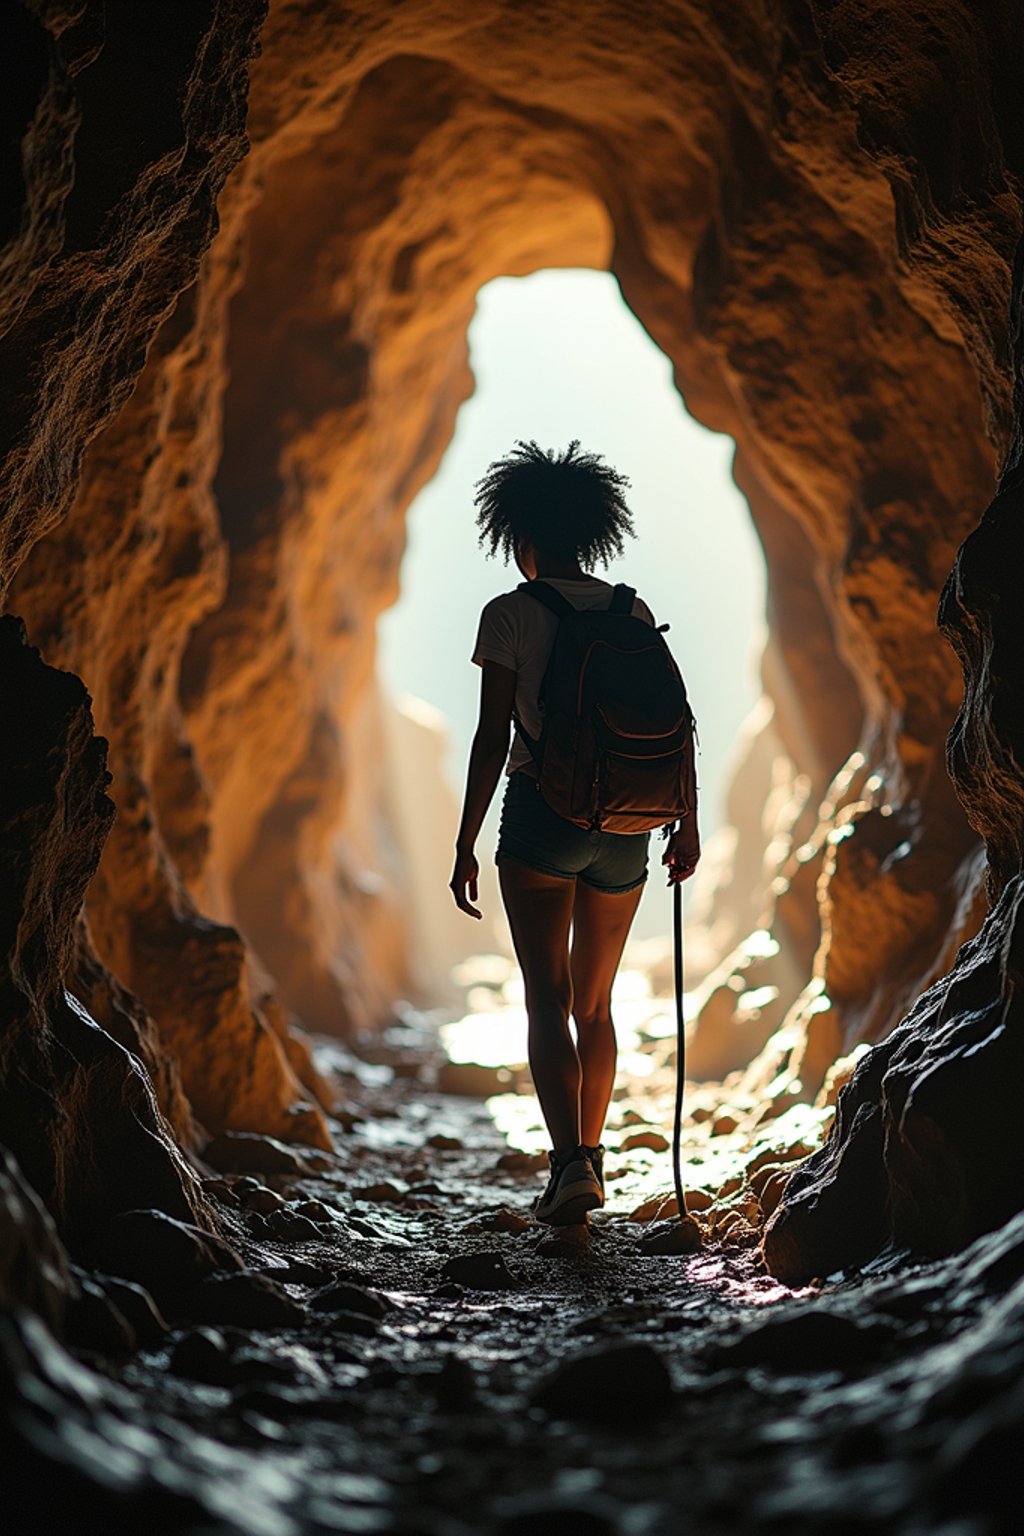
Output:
[{"xmin": 450, "ymin": 660, "xmax": 516, "ymax": 918}]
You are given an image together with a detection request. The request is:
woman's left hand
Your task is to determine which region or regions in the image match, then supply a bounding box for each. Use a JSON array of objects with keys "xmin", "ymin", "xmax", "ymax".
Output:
[{"xmin": 450, "ymin": 846, "xmax": 482, "ymax": 919}]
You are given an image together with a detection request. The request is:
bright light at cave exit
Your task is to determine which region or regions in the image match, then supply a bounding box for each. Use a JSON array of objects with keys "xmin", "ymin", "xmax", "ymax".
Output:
[{"xmin": 377, "ymin": 269, "xmax": 767, "ymax": 943}]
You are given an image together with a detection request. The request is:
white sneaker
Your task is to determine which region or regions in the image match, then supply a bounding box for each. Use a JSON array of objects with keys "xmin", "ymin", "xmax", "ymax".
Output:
[{"xmin": 534, "ymin": 1148, "xmax": 603, "ymax": 1226}]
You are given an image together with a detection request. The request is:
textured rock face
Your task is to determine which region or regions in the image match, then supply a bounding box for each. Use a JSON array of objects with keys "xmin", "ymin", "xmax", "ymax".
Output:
[
  {"xmin": 1, "ymin": 0, "xmax": 1023, "ymax": 1285},
  {"xmin": 0, "ymin": 619, "xmax": 206, "ymax": 1242}
]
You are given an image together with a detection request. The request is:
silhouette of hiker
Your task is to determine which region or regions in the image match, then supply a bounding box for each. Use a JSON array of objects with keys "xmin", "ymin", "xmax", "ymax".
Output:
[{"xmin": 450, "ymin": 441, "xmax": 700, "ymax": 1225}]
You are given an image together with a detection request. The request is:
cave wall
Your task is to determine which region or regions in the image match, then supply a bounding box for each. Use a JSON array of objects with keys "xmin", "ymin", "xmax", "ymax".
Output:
[{"xmin": 1, "ymin": 1, "xmax": 1023, "ymax": 1277}]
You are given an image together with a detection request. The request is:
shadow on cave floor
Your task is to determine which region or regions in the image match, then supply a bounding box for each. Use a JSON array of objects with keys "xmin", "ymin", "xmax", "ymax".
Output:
[{"xmin": 10, "ymin": 998, "xmax": 1021, "ymax": 1536}]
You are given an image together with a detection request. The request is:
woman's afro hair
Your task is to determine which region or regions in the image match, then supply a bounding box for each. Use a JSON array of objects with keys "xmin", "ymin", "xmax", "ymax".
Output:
[{"xmin": 474, "ymin": 440, "xmax": 635, "ymax": 569}]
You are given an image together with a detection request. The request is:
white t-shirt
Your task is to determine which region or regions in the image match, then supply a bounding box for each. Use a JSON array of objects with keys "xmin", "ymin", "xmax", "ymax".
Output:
[{"xmin": 471, "ymin": 575, "xmax": 656, "ymax": 776}]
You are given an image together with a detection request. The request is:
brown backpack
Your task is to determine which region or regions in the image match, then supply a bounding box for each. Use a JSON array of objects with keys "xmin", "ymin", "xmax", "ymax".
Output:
[{"xmin": 513, "ymin": 580, "xmax": 698, "ymax": 835}]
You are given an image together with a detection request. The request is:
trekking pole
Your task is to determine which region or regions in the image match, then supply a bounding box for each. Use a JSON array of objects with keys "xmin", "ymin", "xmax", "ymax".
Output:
[{"xmin": 671, "ymin": 834, "xmax": 688, "ymax": 1222}]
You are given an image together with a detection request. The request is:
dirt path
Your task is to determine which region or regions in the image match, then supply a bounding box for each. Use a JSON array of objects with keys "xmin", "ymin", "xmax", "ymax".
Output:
[{"xmin": 7, "ymin": 1008, "xmax": 1019, "ymax": 1535}]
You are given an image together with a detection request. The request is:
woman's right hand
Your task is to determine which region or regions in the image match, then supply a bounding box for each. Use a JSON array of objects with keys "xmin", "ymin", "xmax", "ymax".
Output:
[
  {"xmin": 450, "ymin": 845, "xmax": 482, "ymax": 919},
  {"xmin": 662, "ymin": 822, "xmax": 700, "ymax": 885}
]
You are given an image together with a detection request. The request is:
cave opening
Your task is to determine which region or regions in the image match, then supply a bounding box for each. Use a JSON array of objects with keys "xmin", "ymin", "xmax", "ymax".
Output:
[
  {"xmin": 375, "ymin": 264, "xmax": 779, "ymax": 1192},
  {"xmin": 378, "ymin": 265, "xmax": 767, "ymax": 950}
]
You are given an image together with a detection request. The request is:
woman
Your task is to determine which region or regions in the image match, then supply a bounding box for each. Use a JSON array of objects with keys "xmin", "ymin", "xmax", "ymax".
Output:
[{"xmin": 450, "ymin": 441, "xmax": 699, "ymax": 1225}]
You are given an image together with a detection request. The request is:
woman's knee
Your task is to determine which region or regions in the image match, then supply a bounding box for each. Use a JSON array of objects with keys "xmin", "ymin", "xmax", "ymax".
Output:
[
  {"xmin": 573, "ymin": 1004, "xmax": 614, "ymax": 1038},
  {"xmin": 525, "ymin": 976, "xmax": 573, "ymax": 1028}
]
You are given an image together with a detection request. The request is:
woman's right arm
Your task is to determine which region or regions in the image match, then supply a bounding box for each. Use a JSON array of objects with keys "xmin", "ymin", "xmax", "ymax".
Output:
[{"xmin": 450, "ymin": 660, "xmax": 516, "ymax": 918}]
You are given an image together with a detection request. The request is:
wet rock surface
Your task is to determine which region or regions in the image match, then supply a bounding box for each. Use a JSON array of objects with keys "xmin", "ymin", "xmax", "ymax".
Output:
[{"xmin": 3, "ymin": 1033, "xmax": 1019, "ymax": 1536}]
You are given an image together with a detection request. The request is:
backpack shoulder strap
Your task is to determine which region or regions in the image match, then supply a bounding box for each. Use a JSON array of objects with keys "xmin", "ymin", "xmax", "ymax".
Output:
[
  {"xmin": 610, "ymin": 583, "xmax": 636, "ymax": 614},
  {"xmin": 517, "ymin": 579, "xmax": 575, "ymax": 618}
]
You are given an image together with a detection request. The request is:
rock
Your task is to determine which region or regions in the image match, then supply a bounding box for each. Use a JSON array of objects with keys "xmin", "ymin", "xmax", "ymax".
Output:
[
  {"xmin": 189, "ymin": 1271, "xmax": 305, "ymax": 1330},
  {"xmin": 91, "ymin": 1209, "xmax": 243, "ymax": 1305},
  {"xmin": 531, "ymin": 1340, "xmax": 674, "ymax": 1422},
  {"xmin": 242, "ymin": 1185, "xmax": 286, "ymax": 1215},
  {"xmin": 636, "ymin": 1217, "xmax": 702, "ymax": 1256},
  {"xmin": 437, "ymin": 1060, "xmax": 515, "ymax": 1096},
  {"xmin": 619, "ymin": 1130, "xmax": 670, "ymax": 1153},
  {"xmin": 496, "ymin": 1149, "xmax": 548, "ymax": 1174},
  {"xmin": 683, "ymin": 1189, "xmax": 713, "ymax": 1213},
  {"xmin": 292, "ymin": 1198, "xmax": 334, "ymax": 1221},
  {"xmin": 464, "ymin": 1207, "xmax": 533, "ymax": 1235},
  {"xmin": 756, "ymin": 1169, "xmax": 791, "ymax": 1220},
  {"xmin": 705, "ymin": 1311, "xmax": 891, "ymax": 1373},
  {"xmin": 263, "ymin": 1208, "xmax": 321, "ymax": 1242},
  {"xmin": 440, "ymin": 1252, "xmax": 522, "ymax": 1291},
  {"xmin": 630, "ymin": 1192, "xmax": 703, "ymax": 1223},
  {"xmin": 360, "ymin": 1180, "xmax": 406, "ymax": 1204},
  {"xmin": 65, "ymin": 1278, "xmax": 137, "ymax": 1359},
  {"xmin": 201, "ymin": 1178, "xmax": 241, "ymax": 1206},
  {"xmin": 90, "ymin": 1275, "xmax": 168, "ymax": 1348},
  {"xmin": 321, "ymin": 1309, "xmax": 380, "ymax": 1339},
  {"xmin": 427, "ymin": 1135, "xmax": 464, "ymax": 1152},
  {"xmin": 0, "ymin": 1147, "xmax": 74, "ymax": 1334},
  {"xmin": 170, "ymin": 1326, "xmax": 233, "ymax": 1385},
  {"xmin": 203, "ymin": 1132, "xmax": 307, "ymax": 1175},
  {"xmin": 0, "ymin": 625, "xmax": 208, "ymax": 1241},
  {"xmin": 310, "ymin": 1282, "xmax": 390, "ymax": 1320}
]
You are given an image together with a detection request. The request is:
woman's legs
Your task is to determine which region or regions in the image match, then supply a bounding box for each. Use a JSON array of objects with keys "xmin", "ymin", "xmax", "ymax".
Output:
[
  {"xmin": 499, "ymin": 855, "xmax": 645, "ymax": 1153},
  {"xmin": 570, "ymin": 879, "xmax": 644, "ymax": 1146},
  {"xmin": 498, "ymin": 859, "xmax": 579, "ymax": 1150}
]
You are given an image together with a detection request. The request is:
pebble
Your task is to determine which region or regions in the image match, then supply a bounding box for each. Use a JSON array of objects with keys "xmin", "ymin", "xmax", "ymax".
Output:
[
  {"xmin": 361, "ymin": 1181, "xmax": 406, "ymax": 1204},
  {"xmin": 170, "ymin": 1326, "xmax": 232, "ymax": 1384},
  {"xmin": 441, "ymin": 1252, "xmax": 522, "ymax": 1291},
  {"xmin": 203, "ymin": 1131, "xmax": 306, "ymax": 1175},
  {"xmin": 496, "ymin": 1148, "xmax": 549, "ymax": 1174},
  {"xmin": 264, "ymin": 1209, "xmax": 321, "ymax": 1242},
  {"xmin": 636, "ymin": 1217, "xmax": 702, "ymax": 1256},
  {"xmin": 189, "ymin": 1271, "xmax": 306, "ymax": 1329},
  {"xmin": 66, "ymin": 1278, "xmax": 137, "ymax": 1359},
  {"xmin": 426, "ymin": 1134, "xmax": 464, "ymax": 1151},
  {"xmin": 464, "ymin": 1207, "xmax": 533, "ymax": 1235},
  {"xmin": 310, "ymin": 1282, "xmax": 390, "ymax": 1320},
  {"xmin": 243, "ymin": 1186, "xmax": 286, "ymax": 1215},
  {"xmin": 705, "ymin": 1310, "xmax": 890, "ymax": 1373},
  {"xmin": 92, "ymin": 1209, "xmax": 243, "ymax": 1306},
  {"xmin": 437, "ymin": 1060, "xmax": 514, "ymax": 1097},
  {"xmin": 93, "ymin": 1275, "xmax": 168, "ymax": 1347},
  {"xmin": 619, "ymin": 1130, "xmax": 670, "ymax": 1153},
  {"xmin": 292, "ymin": 1198, "xmax": 334, "ymax": 1221}
]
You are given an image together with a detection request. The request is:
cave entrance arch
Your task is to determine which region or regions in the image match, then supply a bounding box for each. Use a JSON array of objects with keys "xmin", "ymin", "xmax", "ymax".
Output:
[
  {"xmin": 179, "ymin": 39, "xmax": 982, "ymax": 1102},
  {"xmin": 14, "ymin": 33, "xmax": 988, "ymax": 1170},
  {"xmin": 377, "ymin": 265, "xmax": 768, "ymax": 984}
]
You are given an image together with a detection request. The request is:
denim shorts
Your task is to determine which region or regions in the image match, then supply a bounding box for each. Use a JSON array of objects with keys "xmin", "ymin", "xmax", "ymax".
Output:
[{"xmin": 496, "ymin": 773, "xmax": 649, "ymax": 894}]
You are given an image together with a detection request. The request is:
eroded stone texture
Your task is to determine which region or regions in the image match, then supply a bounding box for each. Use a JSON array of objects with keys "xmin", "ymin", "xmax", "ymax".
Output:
[
  {"xmin": 2, "ymin": 0, "xmax": 1024, "ymax": 1285},
  {"xmin": 0, "ymin": 619, "xmax": 207, "ymax": 1243}
]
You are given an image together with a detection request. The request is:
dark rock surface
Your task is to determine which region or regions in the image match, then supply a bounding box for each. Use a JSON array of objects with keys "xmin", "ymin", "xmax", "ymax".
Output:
[
  {"xmin": 0, "ymin": 619, "xmax": 209, "ymax": 1243},
  {"xmin": 2, "ymin": 1072, "xmax": 1021, "ymax": 1534}
]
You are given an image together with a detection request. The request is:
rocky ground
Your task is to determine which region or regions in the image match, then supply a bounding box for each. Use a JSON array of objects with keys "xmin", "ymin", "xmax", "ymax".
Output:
[{"xmin": 3, "ymin": 983, "xmax": 1020, "ymax": 1536}]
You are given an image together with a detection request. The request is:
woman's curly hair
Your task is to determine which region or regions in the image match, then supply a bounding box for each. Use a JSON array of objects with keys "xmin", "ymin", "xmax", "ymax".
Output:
[{"xmin": 474, "ymin": 440, "xmax": 635, "ymax": 569}]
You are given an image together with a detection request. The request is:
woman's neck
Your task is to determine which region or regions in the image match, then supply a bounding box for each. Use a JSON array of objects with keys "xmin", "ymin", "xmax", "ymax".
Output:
[{"xmin": 533, "ymin": 559, "xmax": 587, "ymax": 580}]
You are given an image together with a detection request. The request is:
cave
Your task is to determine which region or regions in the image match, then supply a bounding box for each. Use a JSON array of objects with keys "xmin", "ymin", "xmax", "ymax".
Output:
[{"xmin": 2, "ymin": 3, "xmax": 1022, "ymax": 1532}]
